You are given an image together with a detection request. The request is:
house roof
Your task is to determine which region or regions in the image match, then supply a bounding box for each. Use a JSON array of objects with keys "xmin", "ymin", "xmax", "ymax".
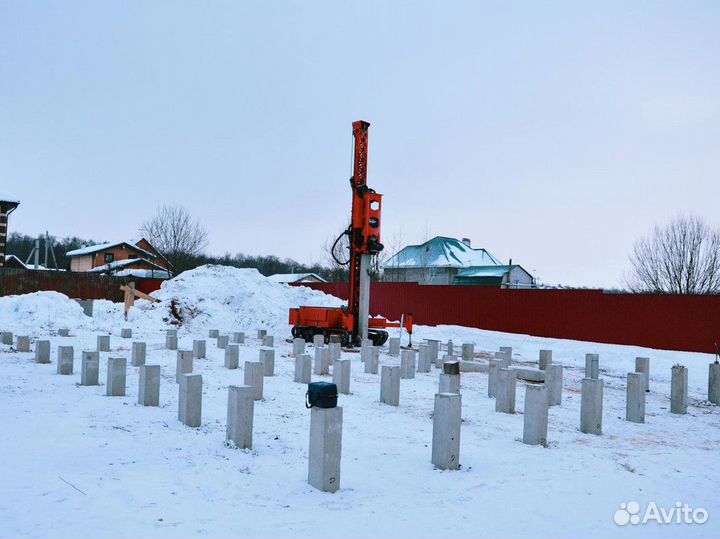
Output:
[
  {"xmin": 132, "ymin": 237, "xmax": 173, "ymax": 268},
  {"xmin": 4, "ymin": 254, "xmax": 63, "ymax": 271},
  {"xmin": 0, "ymin": 193, "xmax": 20, "ymax": 204},
  {"xmin": 87, "ymin": 258, "xmax": 167, "ymax": 273},
  {"xmin": 268, "ymin": 273, "xmax": 327, "ymax": 283},
  {"xmin": 5, "ymin": 255, "xmax": 25, "ymax": 266},
  {"xmin": 4, "ymin": 255, "xmax": 27, "ymax": 268},
  {"xmin": 66, "ymin": 241, "xmax": 156, "ymax": 259},
  {"xmin": 382, "ymin": 236, "xmax": 501, "ymax": 269},
  {"xmin": 455, "ymin": 264, "xmax": 534, "ymax": 281}
]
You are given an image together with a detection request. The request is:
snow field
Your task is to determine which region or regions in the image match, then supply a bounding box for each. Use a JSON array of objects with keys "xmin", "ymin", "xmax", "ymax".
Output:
[
  {"xmin": 1, "ymin": 322, "xmax": 718, "ymax": 539},
  {"xmin": 0, "ymin": 265, "xmax": 718, "ymax": 538}
]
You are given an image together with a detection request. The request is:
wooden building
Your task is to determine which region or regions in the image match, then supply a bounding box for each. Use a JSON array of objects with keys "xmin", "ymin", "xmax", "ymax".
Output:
[{"xmin": 66, "ymin": 239, "xmax": 171, "ymax": 279}]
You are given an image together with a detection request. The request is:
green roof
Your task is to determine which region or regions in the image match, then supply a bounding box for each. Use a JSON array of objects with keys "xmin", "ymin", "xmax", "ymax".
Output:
[{"xmin": 383, "ymin": 236, "xmax": 501, "ymax": 269}]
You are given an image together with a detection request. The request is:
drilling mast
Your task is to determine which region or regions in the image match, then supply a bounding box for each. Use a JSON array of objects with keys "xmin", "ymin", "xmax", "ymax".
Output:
[
  {"xmin": 347, "ymin": 120, "xmax": 384, "ymax": 342},
  {"xmin": 289, "ymin": 121, "xmax": 412, "ymax": 347}
]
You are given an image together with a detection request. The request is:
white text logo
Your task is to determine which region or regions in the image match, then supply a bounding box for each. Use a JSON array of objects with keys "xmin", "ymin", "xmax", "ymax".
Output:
[{"xmin": 614, "ymin": 501, "xmax": 709, "ymax": 526}]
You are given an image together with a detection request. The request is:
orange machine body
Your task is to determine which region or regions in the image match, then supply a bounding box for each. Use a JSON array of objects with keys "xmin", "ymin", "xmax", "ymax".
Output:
[{"xmin": 289, "ymin": 307, "xmax": 413, "ymax": 340}]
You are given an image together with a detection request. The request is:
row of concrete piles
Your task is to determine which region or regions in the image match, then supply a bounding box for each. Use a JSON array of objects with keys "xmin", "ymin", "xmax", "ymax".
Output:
[
  {"xmin": 352, "ymin": 338, "xmax": 720, "ymax": 472},
  {"xmin": 9, "ymin": 327, "xmax": 720, "ymax": 495},
  {"xmin": 28, "ymin": 325, "xmax": 344, "ymax": 493},
  {"xmin": 20, "ymin": 327, "xmax": 279, "ymax": 432},
  {"xmin": 443, "ymin": 345, "xmax": 717, "ymax": 452},
  {"xmin": 578, "ymin": 354, "xmax": 707, "ymax": 434}
]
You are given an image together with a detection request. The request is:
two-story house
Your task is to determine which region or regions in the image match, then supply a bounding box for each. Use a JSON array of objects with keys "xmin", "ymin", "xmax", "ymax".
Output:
[{"xmin": 66, "ymin": 238, "xmax": 171, "ymax": 279}]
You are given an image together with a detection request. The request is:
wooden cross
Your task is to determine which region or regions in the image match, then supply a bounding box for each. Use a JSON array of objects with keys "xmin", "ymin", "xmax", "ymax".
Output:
[{"xmin": 120, "ymin": 282, "xmax": 160, "ymax": 320}]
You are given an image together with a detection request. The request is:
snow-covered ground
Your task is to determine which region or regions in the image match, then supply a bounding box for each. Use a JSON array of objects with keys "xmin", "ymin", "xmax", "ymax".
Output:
[{"xmin": 0, "ymin": 266, "xmax": 718, "ymax": 538}]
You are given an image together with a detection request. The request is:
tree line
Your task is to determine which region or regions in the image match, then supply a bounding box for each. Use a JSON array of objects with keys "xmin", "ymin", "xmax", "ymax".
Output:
[
  {"xmin": 8, "ymin": 204, "xmax": 720, "ymax": 294},
  {"xmin": 136, "ymin": 205, "xmax": 349, "ymax": 279},
  {"xmin": 5, "ymin": 230, "xmax": 348, "ymax": 282}
]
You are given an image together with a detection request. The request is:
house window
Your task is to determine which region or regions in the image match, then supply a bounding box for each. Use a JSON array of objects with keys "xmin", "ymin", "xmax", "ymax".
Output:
[{"xmin": 104, "ymin": 253, "xmax": 115, "ymax": 263}]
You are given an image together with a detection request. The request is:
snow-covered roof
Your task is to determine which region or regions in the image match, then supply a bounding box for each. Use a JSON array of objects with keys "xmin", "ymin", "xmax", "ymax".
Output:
[
  {"xmin": 3, "ymin": 255, "xmax": 64, "ymax": 271},
  {"xmin": 383, "ymin": 236, "xmax": 501, "ymax": 269},
  {"xmin": 133, "ymin": 237, "xmax": 173, "ymax": 267},
  {"xmin": 0, "ymin": 192, "xmax": 20, "ymax": 204},
  {"xmin": 4, "ymin": 255, "xmax": 26, "ymax": 268},
  {"xmin": 268, "ymin": 273, "xmax": 327, "ymax": 283},
  {"xmin": 87, "ymin": 258, "xmax": 167, "ymax": 273},
  {"xmin": 66, "ymin": 241, "xmax": 155, "ymax": 259}
]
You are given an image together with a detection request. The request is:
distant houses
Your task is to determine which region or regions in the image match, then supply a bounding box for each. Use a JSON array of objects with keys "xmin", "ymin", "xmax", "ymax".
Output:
[
  {"xmin": 66, "ymin": 239, "xmax": 171, "ymax": 279},
  {"xmin": 382, "ymin": 236, "xmax": 535, "ymax": 288}
]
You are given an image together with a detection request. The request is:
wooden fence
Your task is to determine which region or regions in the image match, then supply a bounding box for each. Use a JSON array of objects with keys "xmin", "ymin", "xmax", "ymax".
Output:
[{"xmin": 0, "ymin": 268, "xmax": 163, "ymax": 302}]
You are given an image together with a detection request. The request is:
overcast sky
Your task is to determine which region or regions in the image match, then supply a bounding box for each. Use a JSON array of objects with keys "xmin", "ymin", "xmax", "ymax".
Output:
[{"xmin": 2, "ymin": 1, "xmax": 719, "ymax": 288}]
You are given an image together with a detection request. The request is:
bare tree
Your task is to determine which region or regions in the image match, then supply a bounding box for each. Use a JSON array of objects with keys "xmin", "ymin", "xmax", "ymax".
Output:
[
  {"xmin": 373, "ymin": 242, "xmax": 392, "ymax": 281},
  {"xmin": 626, "ymin": 215, "xmax": 720, "ymax": 294},
  {"xmin": 379, "ymin": 229, "xmax": 405, "ymax": 282},
  {"xmin": 139, "ymin": 205, "xmax": 209, "ymax": 274}
]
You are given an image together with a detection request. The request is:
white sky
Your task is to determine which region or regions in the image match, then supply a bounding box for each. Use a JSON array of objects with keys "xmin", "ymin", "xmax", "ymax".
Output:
[{"xmin": 2, "ymin": 1, "xmax": 719, "ymax": 288}]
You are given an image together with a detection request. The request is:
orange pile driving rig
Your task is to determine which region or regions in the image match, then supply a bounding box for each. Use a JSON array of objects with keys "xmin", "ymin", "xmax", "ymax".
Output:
[{"xmin": 289, "ymin": 120, "xmax": 413, "ymax": 347}]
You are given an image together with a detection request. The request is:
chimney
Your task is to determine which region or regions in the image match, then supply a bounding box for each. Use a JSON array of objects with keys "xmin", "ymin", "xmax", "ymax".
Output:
[{"xmin": 461, "ymin": 238, "xmax": 471, "ymax": 248}]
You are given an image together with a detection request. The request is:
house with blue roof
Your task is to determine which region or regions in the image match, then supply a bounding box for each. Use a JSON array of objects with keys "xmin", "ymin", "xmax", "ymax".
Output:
[{"xmin": 382, "ymin": 236, "xmax": 535, "ymax": 287}]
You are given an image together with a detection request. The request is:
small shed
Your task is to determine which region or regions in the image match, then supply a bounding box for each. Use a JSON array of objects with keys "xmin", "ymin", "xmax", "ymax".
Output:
[
  {"xmin": 268, "ymin": 273, "xmax": 327, "ymax": 284},
  {"xmin": 3, "ymin": 254, "xmax": 27, "ymax": 270},
  {"xmin": 454, "ymin": 265, "xmax": 534, "ymax": 288}
]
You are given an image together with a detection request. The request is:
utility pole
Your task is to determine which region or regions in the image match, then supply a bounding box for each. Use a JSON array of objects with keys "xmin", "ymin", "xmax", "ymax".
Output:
[
  {"xmin": 33, "ymin": 238, "xmax": 40, "ymax": 269},
  {"xmin": 44, "ymin": 231, "xmax": 49, "ymax": 268}
]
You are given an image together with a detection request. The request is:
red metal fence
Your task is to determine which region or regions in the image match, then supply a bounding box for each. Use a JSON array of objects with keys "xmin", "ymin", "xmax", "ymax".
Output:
[
  {"xmin": 135, "ymin": 279, "xmax": 165, "ymax": 296},
  {"xmin": 296, "ymin": 282, "xmax": 720, "ymax": 354},
  {"xmin": 0, "ymin": 268, "xmax": 163, "ymax": 302}
]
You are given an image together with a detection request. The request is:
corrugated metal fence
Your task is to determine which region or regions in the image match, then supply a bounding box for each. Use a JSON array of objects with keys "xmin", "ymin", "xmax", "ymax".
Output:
[
  {"xmin": 296, "ymin": 282, "xmax": 720, "ymax": 354},
  {"xmin": 0, "ymin": 268, "xmax": 163, "ymax": 302}
]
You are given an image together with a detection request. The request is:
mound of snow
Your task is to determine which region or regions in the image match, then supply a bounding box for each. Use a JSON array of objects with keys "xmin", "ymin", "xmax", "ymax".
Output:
[
  {"xmin": 0, "ymin": 266, "xmax": 344, "ymax": 338},
  {"xmin": 0, "ymin": 291, "xmax": 88, "ymax": 333},
  {"xmin": 104, "ymin": 265, "xmax": 344, "ymax": 334}
]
